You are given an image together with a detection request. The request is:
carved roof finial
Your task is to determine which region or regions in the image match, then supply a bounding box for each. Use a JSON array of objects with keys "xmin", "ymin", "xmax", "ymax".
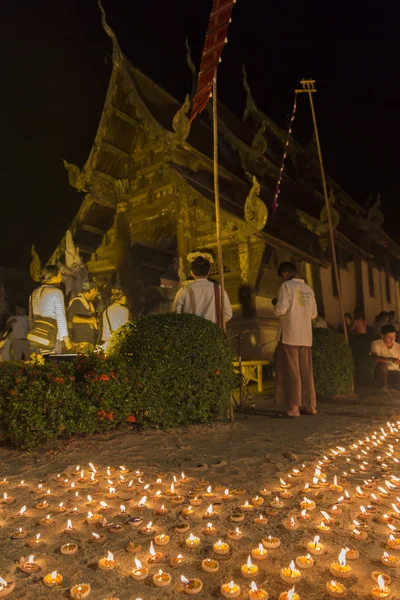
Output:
[
  {"xmin": 172, "ymin": 94, "xmax": 191, "ymax": 142},
  {"xmin": 244, "ymin": 175, "xmax": 268, "ymax": 230},
  {"xmin": 367, "ymin": 192, "xmax": 384, "ymax": 228},
  {"xmin": 63, "ymin": 159, "xmax": 86, "ymax": 191},
  {"xmin": 98, "ymin": 0, "xmax": 123, "ymax": 67},
  {"xmin": 242, "ymin": 64, "xmax": 260, "ymax": 124}
]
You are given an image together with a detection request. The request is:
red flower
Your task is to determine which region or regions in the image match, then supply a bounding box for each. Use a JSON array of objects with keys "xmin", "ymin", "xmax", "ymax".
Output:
[
  {"xmin": 99, "ymin": 374, "xmax": 110, "ymax": 382},
  {"xmin": 126, "ymin": 415, "xmax": 136, "ymax": 423},
  {"xmin": 109, "ymin": 372, "xmax": 117, "ymax": 380},
  {"xmin": 106, "ymin": 411, "xmax": 114, "ymax": 421},
  {"xmin": 215, "ymin": 369, "xmax": 221, "ymax": 375},
  {"xmin": 97, "ymin": 410, "xmax": 106, "ymax": 420},
  {"xmin": 53, "ymin": 377, "xmax": 64, "ymax": 384}
]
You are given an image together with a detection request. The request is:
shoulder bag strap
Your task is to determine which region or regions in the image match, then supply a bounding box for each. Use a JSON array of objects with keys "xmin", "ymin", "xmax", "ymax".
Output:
[
  {"xmin": 214, "ymin": 283, "xmax": 222, "ymax": 327},
  {"xmin": 105, "ymin": 308, "xmax": 113, "ymax": 334}
]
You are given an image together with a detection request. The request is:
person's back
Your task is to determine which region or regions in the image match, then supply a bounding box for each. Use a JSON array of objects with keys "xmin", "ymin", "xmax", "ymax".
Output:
[
  {"xmin": 275, "ymin": 277, "xmax": 317, "ymax": 346},
  {"xmin": 102, "ymin": 291, "xmax": 130, "ymax": 343}
]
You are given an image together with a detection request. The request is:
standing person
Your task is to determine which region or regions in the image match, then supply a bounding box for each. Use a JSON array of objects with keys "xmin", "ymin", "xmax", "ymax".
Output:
[
  {"xmin": 67, "ymin": 281, "xmax": 99, "ymax": 353},
  {"xmin": 7, "ymin": 306, "xmax": 30, "ymax": 360},
  {"xmin": 349, "ymin": 307, "xmax": 367, "ymax": 334},
  {"xmin": 101, "ymin": 289, "xmax": 130, "ymax": 346},
  {"xmin": 388, "ymin": 311, "xmax": 400, "ymax": 333},
  {"xmin": 374, "ymin": 311, "xmax": 389, "ymax": 336},
  {"xmin": 172, "ymin": 252, "xmax": 233, "ymax": 325},
  {"xmin": 28, "ymin": 265, "xmax": 72, "ymax": 353},
  {"xmin": 371, "ymin": 324, "xmax": 400, "ymax": 393},
  {"xmin": 273, "ymin": 262, "xmax": 318, "ymax": 418}
]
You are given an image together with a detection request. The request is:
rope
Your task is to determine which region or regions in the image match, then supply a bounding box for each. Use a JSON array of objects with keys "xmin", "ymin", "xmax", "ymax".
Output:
[{"xmin": 272, "ymin": 92, "xmax": 298, "ymax": 213}]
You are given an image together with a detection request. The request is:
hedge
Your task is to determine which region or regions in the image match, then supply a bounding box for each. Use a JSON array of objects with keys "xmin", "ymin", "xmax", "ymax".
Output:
[
  {"xmin": 311, "ymin": 328, "xmax": 353, "ymax": 396},
  {"xmin": 0, "ymin": 314, "xmax": 236, "ymax": 450},
  {"xmin": 349, "ymin": 331, "xmax": 378, "ymax": 385}
]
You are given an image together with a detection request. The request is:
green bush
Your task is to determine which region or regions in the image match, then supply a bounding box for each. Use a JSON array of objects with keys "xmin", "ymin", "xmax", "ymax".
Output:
[
  {"xmin": 349, "ymin": 331, "xmax": 378, "ymax": 385},
  {"xmin": 107, "ymin": 313, "xmax": 236, "ymax": 427},
  {"xmin": 312, "ymin": 328, "xmax": 353, "ymax": 396},
  {"xmin": 0, "ymin": 314, "xmax": 236, "ymax": 449}
]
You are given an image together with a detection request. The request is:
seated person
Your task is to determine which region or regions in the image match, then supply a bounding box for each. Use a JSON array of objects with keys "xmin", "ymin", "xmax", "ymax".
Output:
[
  {"xmin": 349, "ymin": 307, "xmax": 367, "ymax": 334},
  {"xmin": 371, "ymin": 324, "xmax": 400, "ymax": 393}
]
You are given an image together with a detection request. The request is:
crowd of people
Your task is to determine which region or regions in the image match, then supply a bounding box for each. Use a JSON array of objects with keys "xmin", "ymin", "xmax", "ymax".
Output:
[{"xmin": 0, "ymin": 265, "xmax": 130, "ymax": 360}]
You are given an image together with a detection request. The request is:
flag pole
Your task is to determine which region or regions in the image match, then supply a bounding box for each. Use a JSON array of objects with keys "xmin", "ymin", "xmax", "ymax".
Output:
[
  {"xmin": 296, "ymin": 79, "xmax": 348, "ymax": 341},
  {"xmin": 212, "ymin": 75, "xmax": 226, "ymax": 331}
]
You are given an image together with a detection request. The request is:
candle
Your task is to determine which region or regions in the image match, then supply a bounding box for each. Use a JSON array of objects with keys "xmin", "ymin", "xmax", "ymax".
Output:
[
  {"xmin": 202, "ymin": 557, "xmax": 220, "ymax": 572},
  {"xmin": 181, "ymin": 575, "xmax": 203, "ymax": 595},
  {"xmin": 381, "ymin": 552, "xmax": 399, "ymax": 568},
  {"xmin": 307, "ymin": 536, "xmax": 324, "ymax": 555},
  {"xmin": 283, "ymin": 517, "xmax": 299, "ymax": 531},
  {"xmin": 298, "ymin": 509, "xmax": 310, "ymax": 522},
  {"xmin": 254, "ymin": 514, "xmax": 268, "ymax": 525},
  {"xmin": 183, "ymin": 506, "xmax": 195, "ymax": 517},
  {"xmin": 270, "ymin": 497, "xmax": 283, "ymax": 509},
  {"xmin": 89, "ymin": 532, "xmax": 105, "ymax": 544},
  {"xmin": 330, "ymin": 476, "xmax": 343, "ymax": 493},
  {"xmin": 228, "ymin": 527, "xmax": 243, "ymax": 541},
  {"xmin": 186, "ymin": 534, "xmax": 201, "ymax": 548},
  {"xmin": 175, "ymin": 522, "xmax": 190, "ymax": 533},
  {"xmin": 251, "ymin": 543, "xmax": 268, "ymax": 561},
  {"xmin": 60, "ymin": 543, "xmax": 78, "ymax": 555},
  {"xmin": 221, "ymin": 581, "xmax": 241, "ymax": 599},
  {"xmin": 20, "ymin": 555, "xmax": 39, "ymax": 574},
  {"xmin": 64, "ymin": 519, "xmax": 74, "ymax": 533},
  {"xmin": 98, "ymin": 550, "xmax": 115, "ymax": 571},
  {"xmin": 203, "ymin": 485, "xmax": 215, "ymax": 499},
  {"xmin": 371, "ymin": 572, "xmax": 391, "ymax": 586},
  {"xmin": 230, "ymin": 512, "xmax": 244, "ymax": 522},
  {"xmin": 326, "ymin": 580, "xmax": 347, "ymax": 598},
  {"xmin": 214, "ymin": 540, "xmax": 230, "ymax": 555},
  {"xmin": 280, "ymin": 560, "xmax": 302, "ymax": 584},
  {"xmin": 300, "ymin": 497, "xmax": 316, "ymax": 511},
  {"xmin": 190, "ymin": 497, "xmax": 202, "ymax": 506},
  {"xmin": 262, "ymin": 536, "xmax": 280, "ymax": 549},
  {"xmin": 329, "ymin": 504, "xmax": 342, "ymax": 515},
  {"xmin": 148, "ymin": 540, "xmax": 163, "ymax": 563},
  {"xmin": 35, "ymin": 500, "xmax": 49, "ymax": 510},
  {"xmin": 371, "ymin": 575, "xmax": 392, "ymax": 599},
  {"xmin": 70, "ymin": 583, "xmax": 91, "ymax": 599},
  {"xmin": 248, "ymin": 581, "xmax": 269, "ymax": 599},
  {"xmin": 131, "ymin": 558, "xmax": 148, "ymax": 580},
  {"xmin": 295, "ymin": 554, "xmax": 314, "ymax": 570},
  {"xmin": 279, "ymin": 586, "xmax": 300, "ymax": 600},
  {"xmin": 352, "ymin": 528, "xmax": 368, "ymax": 541},
  {"xmin": 252, "ymin": 495, "xmax": 264, "ymax": 506},
  {"xmin": 40, "ymin": 515, "xmax": 54, "ymax": 527},
  {"xmin": 170, "ymin": 554, "xmax": 185, "ymax": 567},
  {"xmin": 0, "ymin": 578, "xmax": 15, "ymax": 598},
  {"xmin": 128, "ymin": 517, "xmax": 143, "ymax": 528},
  {"xmin": 153, "ymin": 569, "xmax": 171, "ymax": 587},
  {"xmin": 203, "ymin": 522, "xmax": 216, "ymax": 535},
  {"xmin": 330, "ymin": 549, "xmax": 352, "ymax": 579},
  {"xmin": 241, "ymin": 500, "xmax": 254, "ymax": 512},
  {"xmin": 173, "ymin": 495, "xmax": 185, "ymax": 504},
  {"xmin": 280, "ymin": 489, "xmax": 293, "ymax": 499},
  {"xmin": 43, "ymin": 571, "xmax": 63, "ymax": 588},
  {"xmin": 11, "ymin": 528, "xmax": 26, "ymax": 540},
  {"xmin": 203, "ymin": 504, "xmax": 215, "ymax": 519},
  {"xmin": 154, "ymin": 533, "xmax": 170, "ymax": 546},
  {"xmin": 223, "ymin": 489, "xmax": 233, "ymax": 501},
  {"xmin": 317, "ymin": 521, "xmax": 331, "ymax": 533},
  {"xmin": 140, "ymin": 521, "xmax": 154, "ymax": 535},
  {"xmin": 259, "ymin": 488, "xmax": 271, "ymax": 497},
  {"xmin": 86, "ymin": 512, "xmax": 102, "ymax": 525}
]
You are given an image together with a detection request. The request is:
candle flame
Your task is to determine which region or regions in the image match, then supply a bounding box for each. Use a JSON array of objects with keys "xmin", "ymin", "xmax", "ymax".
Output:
[
  {"xmin": 18, "ymin": 505, "xmax": 26, "ymax": 515},
  {"xmin": 338, "ymin": 549, "xmax": 347, "ymax": 567},
  {"xmin": 134, "ymin": 557, "xmax": 142, "ymax": 569},
  {"xmin": 333, "ymin": 475, "xmax": 337, "ymax": 486},
  {"xmin": 258, "ymin": 543, "xmax": 264, "ymax": 552},
  {"xmin": 377, "ymin": 575, "xmax": 385, "ymax": 591},
  {"xmin": 146, "ymin": 521, "xmax": 152, "ymax": 529},
  {"xmin": 246, "ymin": 555, "xmax": 252, "ymax": 568},
  {"xmin": 67, "ymin": 519, "xmax": 72, "ymax": 529},
  {"xmin": 35, "ymin": 534, "xmax": 40, "ymax": 541},
  {"xmin": 149, "ymin": 541, "xmax": 156, "ymax": 556},
  {"xmin": 0, "ymin": 577, "xmax": 7, "ymax": 586},
  {"xmin": 360, "ymin": 505, "xmax": 367, "ymax": 514},
  {"xmin": 313, "ymin": 535, "xmax": 320, "ymax": 547},
  {"xmin": 120, "ymin": 505, "xmax": 125, "ymax": 513},
  {"xmin": 207, "ymin": 486, "xmax": 212, "ymax": 493},
  {"xmin": 235, "ymin": 527, "xmax": 241, "ymax": 534},
  {"xmin": 92, "ymin": 532, "xmax": 101, "ymax": 539},
  {"xmin": 289, "ymin": 560, "xmax": 296, "ymax": 572},
  {"xmin": 207, "ymin": 522, "xmax": 213, "ymax": 529},
  {"xmin": 206, "ymin": 504, "xmax": 213, "ymax": 514},
  {"xmin": 181, "ymin": 575, "xmax": 189, "ymax": 584},
  {"xmin": 250, "ymin": 582, "xmax": 258, "ymax": 591},
  {"xmin": 287, "ymin": 587, "xmax": 295, "ymax": 600},
  {"xmin": 28, "ymin": 555, "xmax": 34, "ymax": 564},
  {"xmin": 51, "ymin": 571, "xmax": 57, "ymax": 580},
  {"xmin": 301, "ymin": 509, "xmax": 306, "ymax": 517},
  {"xmin": 106, "ymin": 551, "xmax": 113, "ymax": 561},
  {"xmin": 138, "ymin": 496, "xmax": 147, "ymax": 507},
  {"xmin": 229, "ymin": 581, "xmax": 235, "ymax": 590},
  {"xmin": 224, "ymin": 489, "xmax": 230, "ymax": 496},
  {"xmin": 87, "ymin": 511, "xmax": 93, "ymax": 518}
]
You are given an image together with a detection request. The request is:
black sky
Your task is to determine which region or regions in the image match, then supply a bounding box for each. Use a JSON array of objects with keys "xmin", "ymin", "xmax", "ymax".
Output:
[{"xmin": 1, "ymin": 0, "xmax": 399, "ymax": 269}]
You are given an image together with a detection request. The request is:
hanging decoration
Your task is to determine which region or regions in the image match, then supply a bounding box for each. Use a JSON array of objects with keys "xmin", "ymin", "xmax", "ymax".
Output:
[{"xmin": 272, "ymin": 92, "xmax": 298, "ymax": 213}]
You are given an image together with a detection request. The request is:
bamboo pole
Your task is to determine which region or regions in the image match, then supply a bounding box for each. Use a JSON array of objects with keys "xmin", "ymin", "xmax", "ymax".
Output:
[
  {"xmin": 297, "ymin": 80, "xmax": 348, "ymax": 341},
  {"xmin": 212, "ymin": 76, "xmax": 226, "ymax": 331}
]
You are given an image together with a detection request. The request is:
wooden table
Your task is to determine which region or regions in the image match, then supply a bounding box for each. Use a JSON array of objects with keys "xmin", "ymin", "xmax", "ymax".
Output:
[{"xmin": 233, "ymin": 360, "xmax": 270, "ymax": 393}]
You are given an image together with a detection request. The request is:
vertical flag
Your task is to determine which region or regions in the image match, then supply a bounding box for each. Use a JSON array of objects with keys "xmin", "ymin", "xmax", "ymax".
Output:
[{"xmin": 190, "ymin": 0, "xmax": 236, "ymax": 123}]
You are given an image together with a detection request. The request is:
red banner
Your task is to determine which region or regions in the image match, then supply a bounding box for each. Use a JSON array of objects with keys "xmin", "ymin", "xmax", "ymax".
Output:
[{"xmin": 190, "ymin": 0, "xmax": 236, "ymax": 123}]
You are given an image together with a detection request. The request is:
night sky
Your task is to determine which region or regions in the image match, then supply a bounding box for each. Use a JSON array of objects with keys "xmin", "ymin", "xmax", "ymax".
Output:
[{"xmin": 2, "ymin": 0, "xmax": 399, "ymax": 270}]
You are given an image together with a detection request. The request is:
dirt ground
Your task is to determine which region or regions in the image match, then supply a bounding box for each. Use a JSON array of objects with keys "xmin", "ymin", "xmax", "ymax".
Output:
[{"xmin": 0, "ymin": 391, "xmax": 399, "ymax": 599}]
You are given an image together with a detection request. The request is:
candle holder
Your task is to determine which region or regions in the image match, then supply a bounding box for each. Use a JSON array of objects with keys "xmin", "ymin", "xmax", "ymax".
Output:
[
  {"xmin": 371, "ymin": 576, "xmax": 392, "ymax": 599},
  {"xmin": 61, "ymin": 543, "xmax": 78, "ymax": 555},
  {"xmin": 213, "ymin": 540, "xmax": 230, "ymax": 555},
  {"xmin": 251, "ymin": 544, "xmax": 268, "ymax": 561},
  {"xmin": 280, "ymin": 561, "xmax": 302, "ymax": 584},
  {"xmin": 186, "ymin": 534, "xmax": 201, "ymax": 549},
  {"xmin": 326, "ymin": 580, "xmax": 347, "ymax": 598},
  {"xmin": 170, "ymin": 554, "xmax": 185, "ymax": 568},
  {"xmin": 295, "ymin": 555, "xmax": 314, "ymax": 569},
  {"xmin": 131, "ymin": 558, "xmax": 149, "ymax": 580},
  {"xmin": 70, "ymin": 583, "xmax": 91, "ymax": 599},
  {"xmin": 181, "ymin": 576, "xmax": 203, "ymax": 595},
  {"xmin": 345, "ymin": 549, "xmax": 359, "ymax": 561},
  {"xmin": 279, "ymin": 587, "xmax": 300, "ymax": 600},
  {"xmin": 175, "ymin": 522, "xmax": 190, "ymax": 534},
  {"xmin": 381, "ymin": 552, "xmax": 399, "ymax": 568},
  {"xmin": 20, "ymin": 556, "xmax": 40, "ymax": 574},
  {"xmin": 262, "ymin": 536, "xmax": 280, "ymax": 549},
  {"xmin": 152, "ymin": 570, "xmax": 171, "ymax": 587},
  {"xmin": 221, "ymin": 581, "xmax": 241, "ymax": 599},
  {"xmin": 154, "ymin": 534, "xmax": 170, "ymax": 546},
  {"xmin": 249, "ymin": 582, "xmax": 269, "ymax": 599},
  {"xmin": 0, "ymin": 579, "xmax": 15, "ymax": 598},
  {"xmin": 228, "ymin": 528, "xmax": 243, "ymax": 541},
  {"xmin": 98, "ymin": 551, "xmax": 116, "ymax": 571},
  {"xmin": 43, "ymin": 571, "xmax": 63, "ymax": 588},
  {"xmin": 202, "ymin": 558, "xmax": 219, "ymax": 573},
  {"xmin": 241, "ymin": 556, "xmax": 259, "ymax": 578}
]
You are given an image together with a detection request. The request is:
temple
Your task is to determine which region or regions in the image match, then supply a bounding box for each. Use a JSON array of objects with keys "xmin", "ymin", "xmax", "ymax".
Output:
[{"xmin": 47, "ymin": 9, "xmax": 400, "ymax": 359}]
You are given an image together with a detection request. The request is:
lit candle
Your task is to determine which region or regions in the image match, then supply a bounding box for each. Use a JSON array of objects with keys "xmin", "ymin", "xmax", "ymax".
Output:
[
  {"xmin": 43, "ymin": 571, "xmax": 63, "ymax": 588},
  {"xmin": 0, "ymin": 577, "xmax": 15, "ymax": 598},
  {"xmin": 270, "ymin": 497, "xmax": 284, "ymax": 509},
  {"xmin": 64, "ymin": 519, "xmax": 74, "ymax": 533},
  {"xmin": 326, "ymin": 579, "xmax": 347, "ymax": 598},
  {"xmin": 139, "ymin": 521, "xmax": 154, "ymax": 535},
  {"xmin": 280, "ymin": 560, "xmax": 302, "ymax": 584},
  {"xmin": 181, "ymin": 575, "xmax": 203, "ymax": 595},
  {"xmin": 20, "ymin": 555, "xmax": 39, "ymax": 574},
  {"xmin": 70, "ymin": 583, "xmax": 91, "ymax": 599},
  {"xmin": 98, "ymin": 550, "xmax": 115, "ymax": 571},
  {"xmin": 300, "ymin": 497, "xmax": 316, "ymax": 511},
  {"xmin": 203, "ymin": 485, "xmax": 215, "ymax": 499},
  {"xmin": 371, "ymin": 572, "xmax": 391, "ymax": 587},
  {"xmin": 306, "ymin": 536, "xmax": 324, "ymax": 556},
  {"xmin": 371, "ymin": 575, "xmax": 392, "ymax": 599},
  {"xmin": 221, "ymin": 581, "xmax": 241, "ymax": 599},
  {"xmin": 283, "ymin": 517, "xmax": 299, "ymax": 531},
  {"xmin": 202, "ymin": 558, "xmax": 219, "ymax": 573},
  {"xmin": 279, "ymin": 586, "xmax": 300, "ymax": 600},
  {"xmin": 295, "ymin": 554, "xmax": 314, "ymax": 570},
  {"xmin": 203, "ymin": 504, "xmax": 215, "ymax": 519},
  {"xmin": 213, "ymin": 540, "xmax": 230, "ymax": 555},
  {"xmin": 40, "ymin": 514, "xmax": 54, "ymax": 527},
  {"xmin": 190, "ymin": 497, "xmax": 202, "ymax": 506},
  {"xmin": 330, "ymin": 549, "xmax": 352, "ymax": 579},
  {"xmin": 352, "ymin": 528, "xmax": 368, "ymax": 541},
  {"xmin": 381, "ymin": 552, "xmax": 399, "ymax": 568},
  {"xmin": 262, "ymin": 535, "xmax": 280, "ymax": 549},
  {"xmin": 153, "ymin": 569, "xmax": 171, "ymax": 587},
  {"xmin": 252, "ymin": 495, "xmax": 264, "ymax": 506},
  {"xmin": 248, "ymin": 581, "xmax": 269, "ymax": 599},
  {"xmin": 251, "ymin": 543, "xmax": 268, "ymax": 561},
  {"xmin": 170, "ymin": 554, "xmax": 185, "ymax": 567},
  {"xmin": 183, "ymin": 506, "xmax": 195, "ymax": 517},
  {"xmin": 10, "ymin": 527, "xmax": 26, "ymax": 540},
  {"xmin": 131, "ymin": 557, "xmax": 148, "ymax": 580},
  {"xmin": 90, "ymin": 532, "xmax": 105, "ymax": 544},
  {"xmin": 241, "ymin": 500, "xmax": 254, "ymax": 512},
  {"xmin": 203, "ymin": 522, "xmax": 216, "ymax": 535},
  {"xmin": 186, "ymin": 534, "xmax": 201, "ymax": 548},
  {"xmin": 330, "ymin": 476, "xmax": 343, "ymax": 493},
  {"xmin": 154, "ymin": 533, "xmax": 170, "ymax": 546},
  {"xmin": 228, "ymin": 527, "xmax": 243, "ymax": 540},
  {"xmin": 259, "ymin": 488, "xmax": 271, "ymax": 497},
  {"xmin": 254, "ymin": 514, "xmax": 268, "ymax": 525}
]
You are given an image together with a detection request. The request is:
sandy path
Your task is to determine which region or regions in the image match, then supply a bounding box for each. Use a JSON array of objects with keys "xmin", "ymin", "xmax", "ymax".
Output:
[{"xmin": 0, "ymin": 393, "xmax": 399, "ymax": 599}]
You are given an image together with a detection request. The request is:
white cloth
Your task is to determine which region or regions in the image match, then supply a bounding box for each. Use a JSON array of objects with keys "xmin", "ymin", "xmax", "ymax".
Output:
[
  {"xmin": 101, "ymin": 304, "xmax": 129, "ymax": 342},
  {"xmin": 173, "ymin": 279, "xmax": 233, "ymax": 324},
  {"xmin": 371, "ymin": 339, "xmax": 400, "ymax": 371},
  {"xmin": 29, "ymin": 285, "xmax": 69, "ymax": 340},
  {"xmin": 6, "ymin": 315, "xmax": 30, "ymax": 339},
  {"xmin": 274, "ymin": 277, "xmax": 318, "ymax": 346}
]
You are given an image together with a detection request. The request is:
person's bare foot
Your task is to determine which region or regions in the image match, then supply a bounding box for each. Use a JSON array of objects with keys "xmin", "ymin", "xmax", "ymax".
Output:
[{"xmin": 287, "ymin": 404, "xmax": 300, "ymax": 417}]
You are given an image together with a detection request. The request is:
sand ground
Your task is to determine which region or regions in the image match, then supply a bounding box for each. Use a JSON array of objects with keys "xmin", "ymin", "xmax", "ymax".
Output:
[{"xmin": 0, "ymin": 391, "xmax": 399, "ymax": 599}]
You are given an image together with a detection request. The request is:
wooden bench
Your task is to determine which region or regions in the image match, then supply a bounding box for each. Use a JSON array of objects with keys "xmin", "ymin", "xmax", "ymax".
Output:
[{"xmin": 233, "ymin": 360, "xmax": 270, "ymax": 393}]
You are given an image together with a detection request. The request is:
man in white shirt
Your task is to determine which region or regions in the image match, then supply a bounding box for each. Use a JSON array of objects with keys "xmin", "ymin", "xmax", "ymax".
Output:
[
  {"xmin": 7, "ymin": 306, "xmax": 30, "ymax": 360},
  {"xmin": 173, "ymin": 252, "xmax": 232, "ymax": 326},
  {"xmin": 274, "ymin": 262, "xmax": 318, "ymax": 418},
  {"xmin": 371, "ymin": 324, "xmax": 400, "ymax": 393},
  {"xmin": 101, "ymin": 289, "xmax": 130, "ymax": 345}
]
